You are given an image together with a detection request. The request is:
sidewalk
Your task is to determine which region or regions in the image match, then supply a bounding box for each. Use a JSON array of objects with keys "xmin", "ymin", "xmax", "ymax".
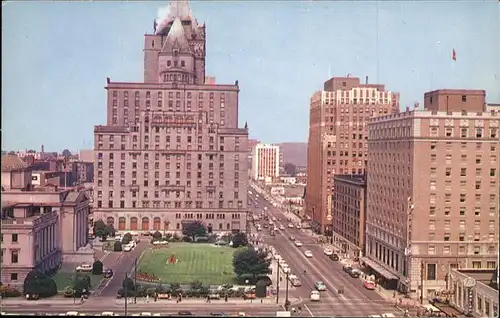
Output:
[{"xmin": 114, "ymin": 296, "xmax": 301, "ymax": 306}]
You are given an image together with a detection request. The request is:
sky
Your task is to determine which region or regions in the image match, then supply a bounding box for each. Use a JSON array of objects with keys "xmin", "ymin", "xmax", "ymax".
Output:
[{"xmin": 2, "ymin": 0, "xmax": 499, "ymax": 152}]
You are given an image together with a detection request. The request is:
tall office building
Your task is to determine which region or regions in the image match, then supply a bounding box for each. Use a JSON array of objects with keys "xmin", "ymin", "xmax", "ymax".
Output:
[
  {"xmin": 363, "ymin": 89, "xmax": 499, "ymax": 299},
  {"xmin": 305, "ymin": 75, "xmax": 399, "ymax": 234},
  {"xmin": 93, "ymin": 0, "xmax": 249, "ymax": 233},
  {"xmin": 251, "ymin": 143, "xmax": 281, "ymax": 181}
]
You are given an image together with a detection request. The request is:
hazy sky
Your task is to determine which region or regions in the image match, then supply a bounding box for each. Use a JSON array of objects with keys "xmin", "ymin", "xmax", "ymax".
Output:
[{"xmin": 2, "ymin": 1, "xmax": 499, "ymax": 152}]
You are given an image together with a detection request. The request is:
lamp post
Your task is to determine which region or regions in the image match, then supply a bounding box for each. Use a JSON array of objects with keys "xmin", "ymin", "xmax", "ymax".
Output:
[
  {"xmin": 134, "ymin": 258, "xmax": 138, "ymax": 304},
  {"xmin": 276, "ymin": 261, "xmax": 290, "ymax": 308},
  {"xmin": 124, "ymin": 273, "xmax": 129, "ymax": 317}
]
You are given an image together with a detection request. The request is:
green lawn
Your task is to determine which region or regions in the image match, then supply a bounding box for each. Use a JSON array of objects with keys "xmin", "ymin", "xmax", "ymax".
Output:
[
  {"xmin": 137, "ymin": 243, "xmax": 236, "ymax": 285},
  {"xmin": 51, "ymin": 271, "xmax": 103, "ymax": 291}
]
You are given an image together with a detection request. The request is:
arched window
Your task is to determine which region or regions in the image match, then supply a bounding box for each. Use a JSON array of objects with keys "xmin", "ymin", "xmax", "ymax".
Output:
[
  {"xmin": 118, "ymin": 217, "xmax": 126, "ymax": 231},
  {"xmin": 130, "ymin": 217, "xmax": 138, "ymax": 230},
  {"xmin": 153, "ymin": 217, "xmax": 161, "ymax": 231},
  {"xmin": 141, "ymin": 217, "xmax": 150, "ymax": 231}
]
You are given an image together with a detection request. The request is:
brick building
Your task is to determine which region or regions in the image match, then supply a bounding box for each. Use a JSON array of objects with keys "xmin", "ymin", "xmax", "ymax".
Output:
[
  {"xmin": 363, "ymin": 89, "xmax": 499, "ymax": 299},
  {"xmin": 92, "ymin": 0, "xmax": 249, "ymax": 233},
  {"xmin": 305, "ymin": 75, "xmax": 399, "ymax": 234}
]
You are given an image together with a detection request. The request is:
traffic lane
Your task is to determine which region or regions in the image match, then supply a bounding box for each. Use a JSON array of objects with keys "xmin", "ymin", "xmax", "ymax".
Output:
[
  {"xmin": 305, "ymin": 243, "xmax": 385, "ymax": 301},
  {"xmin": 270, "ymin": 211, "xmax": 386, "ymax": 302},
  {"xmin": 2, "ymin": 309, "xmax": 284, "ymax": 316},
  {"xmin": 265, "ymin": 230, "xmax": 351, "ymax": 304},
  {"xmin": 265, "ymin": 207, "xmax": 376, "ymax": 302},
  {"xmin": 265, "ymin": 234, "xmax": 317, "ymax": 298},
  {"xmin": 99, "ymin": 242, "xmax": 149, "ymax": 297}
]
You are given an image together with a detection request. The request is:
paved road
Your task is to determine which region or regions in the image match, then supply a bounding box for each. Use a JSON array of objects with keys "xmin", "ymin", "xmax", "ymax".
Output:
[
  {"xmin": 93, "ymin": 242, "xmax": 149, "ymax": 297},
  {"xmin": 249, "ymin": 185, "xmax": 404, "ymax": 317},
  {"xmin": 2, "ymin": 298, "xmax": 286, "ymax": 316}
]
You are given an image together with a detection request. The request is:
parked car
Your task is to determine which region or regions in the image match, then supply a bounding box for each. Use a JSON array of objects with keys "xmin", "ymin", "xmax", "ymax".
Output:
[
  {"xmin": 289, "ymin": 236, "xmax": 296, "ymax": 241},
  {"xmin": 349, "ymin": 268, "xmax": 361, "ymax": 278},
  {"xmin": 103, "ymin": 269, "xmax": 114, "ymax": 278},
  {"xmin": 343, "ymin": 264, "xmax": 353, "ymax": 273},
  {"xmin": 76, "ymin": 264, "xmax": 92, "ymax": 272},
  {"xmin": 314, "ymin": 281, "xmax": 327, "ymax": 291},
  {"xmin": 304, "ymin": 250, "xmax": 313, "ymax": 258},
  {"xmin": 363, "ymin": 280, "xmax": 376, "ymax": 290},
  {"xmin": 310, "ymin": 290, "xmax": 321, "ymax": 302},
  {"xmin": 329, "ymin": 253, "xmax": 340, "ymax": 261},
  {"xmin": 323, "ymin": 248, "xmax": 333, "ymax": 256},
  {"xmin": 177, "ymin": 311, "xmax": 193, "ymax": 316},
  {"xmin": 294, "ymin": 241, "xmax": 303, "ymax": 247}
]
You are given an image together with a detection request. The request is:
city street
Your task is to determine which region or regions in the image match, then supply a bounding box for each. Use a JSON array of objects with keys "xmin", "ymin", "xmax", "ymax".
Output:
[
  {"xmin": 1, "ymin": 297, "xmax": 288, "ymax": 316},
  {"xmin": 250, "ymin": 185, "xmax": 404, "ymax": 317},
  {"xmin": 92, "ymin": 241, "xmax": 150, "ymax": 297}
]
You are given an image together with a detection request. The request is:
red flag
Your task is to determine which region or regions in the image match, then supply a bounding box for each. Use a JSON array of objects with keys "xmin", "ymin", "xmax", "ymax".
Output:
[{"xmin": 452, "ymin": 49, "xmax": 456, "ymax": 61}]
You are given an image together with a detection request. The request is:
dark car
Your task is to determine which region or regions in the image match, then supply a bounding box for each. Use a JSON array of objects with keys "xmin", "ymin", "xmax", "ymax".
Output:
[
  {"xmin": 103, "ymin": 269, "xmax": 114, "ymax": 278},
  {"xmin": 210, "ymin": 313, "xmax": 228, "ymax": 317},
  {"xmin": 343, "ymin": 265, "xmax": 353, "ymax": 273},
  {"xmin": 177, "ymin": 311, "xmax": 193, "ymax": 316},
  {"xmin": 330, "ymin": 253, "xmax": 340, "ymax": 261}
]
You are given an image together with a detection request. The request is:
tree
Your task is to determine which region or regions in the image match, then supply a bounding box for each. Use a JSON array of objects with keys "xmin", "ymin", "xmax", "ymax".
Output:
[
  {"xmin": 122, "ymin": 277, "xmax": 136, "ymax": 292},
  {"xmin": 93, "ymin": 220, "xmax": 107, "ymax": 237},
  {"xmin": 72, "ymin": 273, "xmax": 91, "ymax": 295},
  {"xmin": 283, "ymin": 163, "xmax": 297, "ymax": 177},
  {"xmin": 94, "ymin": 220, "xmax": 115, "ymax": 238},
  {"xmin": 114, "ymin": 241, "xmax": 123, "ymax": 252},
  {"xmin": 23, "ymin": 271, "xmax": 57, "ymax": 298},
  {"xmin": 152, "ymin": 231, "xmax": 162, "ymax": 241},
  {"xmin": 92, "ymin": 260, "xmax": 103, "ymax": 275},
  {"xmin": 182, "ymin": 221, "xmax": 207, "ymax": 241},
  {"xmin": 231, "ymin": 232, "xmax": 248, "ymax": 248},
  {"xmin": 122, "ymin": 233, "xmax": 132, "ymax": 244},
  {"xmin": 62, "ymin": 149, "xmax": 72, "ymax": 158},
  {"xmin": 233, "ymin": 248, "xmax": 271, "ymax": 279}
]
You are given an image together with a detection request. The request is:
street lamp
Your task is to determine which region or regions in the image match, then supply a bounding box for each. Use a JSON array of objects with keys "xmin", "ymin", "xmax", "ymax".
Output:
[{"xmin": 275, "ymin": 261, "xmax": 290, "ymax": 308}]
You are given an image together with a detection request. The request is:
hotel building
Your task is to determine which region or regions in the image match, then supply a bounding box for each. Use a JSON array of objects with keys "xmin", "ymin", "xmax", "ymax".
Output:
[
  {"xmin": 251, "ymin": 143, "xmax": 281, "ymax": 182},
  {"xmin": 305, "ymin": 75, "xmax": 399, "ymax": 234},
  {"xmin": 364, "ymin": 89, "xmax": 499, "ymax": 299},
  {"xmin": 92, "ymin": 0, "xmax": 249, "ymax": 233}
]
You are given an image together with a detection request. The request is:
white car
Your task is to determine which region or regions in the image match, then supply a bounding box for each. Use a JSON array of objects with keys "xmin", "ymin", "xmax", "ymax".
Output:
[
  {"xmin": 304, "ymin": 250, "xmax": 313, "ymax": 258},
  {"xmin": 123, "ymin": 243, "xmax": 134, "ymax": 252},
  {"xmin": 75, "ymin": 264, "xmax": 92, "ymax": 272},
  {"xmin": 294, "ymin": 241, "xmax": 303, "ymax": 247},
  {"xmin": 272, "ymin": 217, "xmax": 277, "ymax": 221},
  {"xmin": 323, "ymin": 248, "xmax": 333, "ymax": 256},
  {"xmin": 310, "ymin": 290, "xmax": 321, "ymax": 301},
  {"xmin": 288, "ymin": 223, "xmax": 294, "ymax": 228},
  {"xmin": 295, "ymin": 224, "xmax": 302, "ymax": 229},
  {"xmin": 279, "ymin": 225, "xmax": 285, "ymax": 230}
]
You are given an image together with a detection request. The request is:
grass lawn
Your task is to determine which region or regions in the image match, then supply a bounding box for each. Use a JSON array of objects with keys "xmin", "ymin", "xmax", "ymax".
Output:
[
  {"xmin": 51, "ymin": 271, "xmax": 103, "ymax": 291},
  {"xmin": 137, "ymin": 243, "xmax": 236, "ymax": 285}
]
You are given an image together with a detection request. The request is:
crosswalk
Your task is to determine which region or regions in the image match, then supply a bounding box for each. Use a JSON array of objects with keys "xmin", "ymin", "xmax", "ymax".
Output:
[{"xmin": 302, "ymin": 298, "xmax": 404, "ymax": 317}]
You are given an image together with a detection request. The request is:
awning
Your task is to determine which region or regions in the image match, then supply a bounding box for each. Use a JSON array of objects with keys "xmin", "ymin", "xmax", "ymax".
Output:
[
  {"xmin": 424, "ymin": 304, "xmax": 440, "ymax": 312},
  {"xmin": 360, "ymin": 257, "xmax": 398, "ymax": 280},
  {"xmin": 430, "ymin": 301, "xmax": 461, "ymax": 317}
]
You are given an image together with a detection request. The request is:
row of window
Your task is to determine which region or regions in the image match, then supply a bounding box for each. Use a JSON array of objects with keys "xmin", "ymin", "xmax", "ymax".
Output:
[
  {"xmin": 96, "ymin": 199, "xmax": 244, "ymax": 209},
  {"xmin": 112, "ymin": 90, "xmax": 225, "ymax": 101},
  {"xmin": 430, "ymin": 127, "xmax": 498, "ymax": 138}
]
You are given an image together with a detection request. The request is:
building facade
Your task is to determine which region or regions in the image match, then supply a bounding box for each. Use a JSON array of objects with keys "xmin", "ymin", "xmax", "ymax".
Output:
[
  {"xmin": 251, "ymin": 143, "xmax": 280, "ymax": 181},
  {"xmin": 364, "ymin": 89, "xmax": 499, "ymax": 299},
  {"xmin": 447, "ymin": 269, "xmax": 498, "ymax": 318},
  {"xmin": 305, "ymin": 75, "xmax": 399, "ymax": 234},
  {"xmin": 92, "ymin": 0, "xmax": 249, "ymax": 233},
  {"xmin": 332, "ymin": 174, "xmax": 367, "ymax": 259},
  {"xmin": 1, "ymin": 155, "xmax": 90, "ymax": 285}
]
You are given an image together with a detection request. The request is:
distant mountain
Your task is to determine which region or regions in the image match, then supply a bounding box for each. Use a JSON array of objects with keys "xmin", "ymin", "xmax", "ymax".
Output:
[{"xmin": 278, "ymin": 142, "xmax": 307, "ymax": 167}]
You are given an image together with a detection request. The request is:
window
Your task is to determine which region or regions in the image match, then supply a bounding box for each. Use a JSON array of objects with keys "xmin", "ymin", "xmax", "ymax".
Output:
[
  {"xmin": 11, "ymin": 234, "xmax": 18, "ymax": 243},
  {"xmin": 11, "ymin": 250, "xmax": 19, "ymax": 263},
  {"xmin": 10, "ymin": 273, "xmax": 18, "ymax": 281},
  {"xmin": 427, "ymin": 263, "xmax": 436, "ymax": 280}
]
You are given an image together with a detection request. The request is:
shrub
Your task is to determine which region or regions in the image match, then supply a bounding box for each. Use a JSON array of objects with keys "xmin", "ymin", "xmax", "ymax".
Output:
[
  {"xmin": 23, "ymin": 271, "xmax": 57, "ymax": 298},
  {"xmin": 114, "ymin": 241, "xmax": 123, "ymax": 252},
  {"xmin": 0, "ymin": 285, "xmax": 21, "ymax": 298},
  {"xmin": 122, "ymin": 233, "xmax": 133, "ymax": 245},
  {"xmin": 152, "ymin": 231, "xmax": 162, "ymax": 240},
  {"xmin": 92, "ymin": 260, "xmax": 104, "ymax": 275}
]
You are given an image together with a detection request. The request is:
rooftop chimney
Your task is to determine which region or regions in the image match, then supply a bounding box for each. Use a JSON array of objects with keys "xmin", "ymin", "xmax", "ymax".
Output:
[{"xmin": 365, "ymin": 76, "xmax": 368, "ymax": 84}]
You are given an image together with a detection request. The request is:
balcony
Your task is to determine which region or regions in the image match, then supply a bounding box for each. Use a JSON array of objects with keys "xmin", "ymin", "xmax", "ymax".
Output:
[
  {"xmin": 205, "ymin": 185, "xmax": 216, "ymax": 192},
  {"xmin": 127, "ymin": 184, "xmax": 140, "ymax": 190}
]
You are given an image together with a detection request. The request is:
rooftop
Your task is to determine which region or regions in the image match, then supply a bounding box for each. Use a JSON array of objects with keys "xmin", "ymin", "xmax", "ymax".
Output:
[{"xmin": 1, "ymin": 155, "xmax": 28, "ymax": 172}]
